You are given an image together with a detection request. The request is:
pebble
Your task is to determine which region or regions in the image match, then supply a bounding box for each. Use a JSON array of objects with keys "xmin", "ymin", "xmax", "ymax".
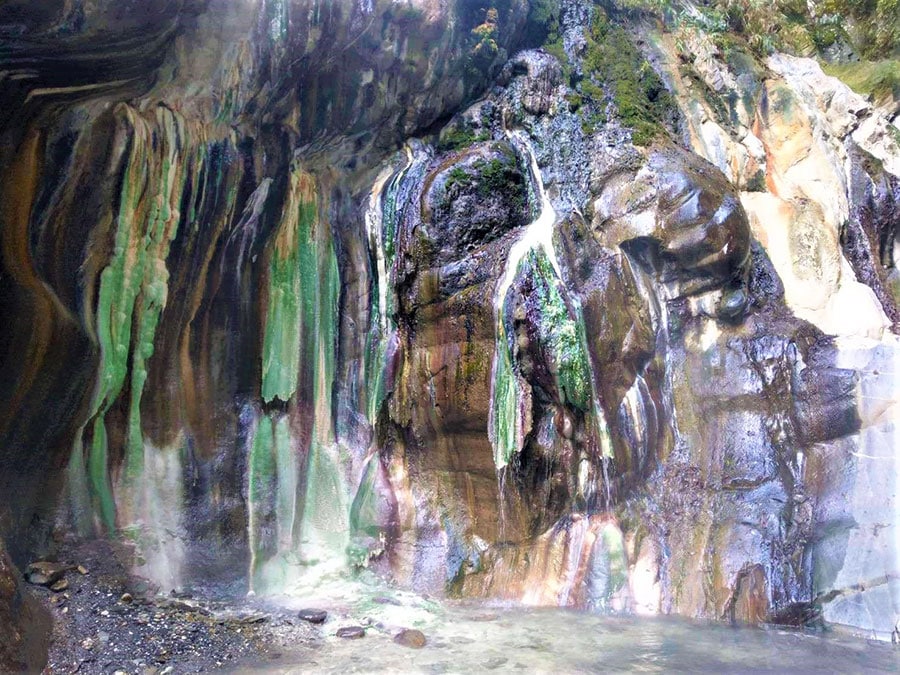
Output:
[
  {"xmin": 336, "ymin": 626, "xmax": 366, "ymax": 639},
  {"xmin": 472, "ymin": 613, "xmax": 498, "ymax": 622},
  {"xmin": 297, "ymin": 609, "xmax": 327, "ymax": 624},
  {"xmin": 77, "ymin": 565, "xmax": 89, "ymax": 575},
  {"xmin": 394, "ymin": 629, "xmax": 427, "ymax": 648},
  {"xmin": 26, "ymin": 561, "xmax": 70, "ymax": 586},
  {"xmin": 51, "ymin": 579, "xmax": 69, "ymax": 592},
  {"xmin": 374, "ymin": 596, "xmax": 402, "ymax": 606},
  {"xmin": 120, "ymin": 593, "xmax": 134, "ymax": 604}
]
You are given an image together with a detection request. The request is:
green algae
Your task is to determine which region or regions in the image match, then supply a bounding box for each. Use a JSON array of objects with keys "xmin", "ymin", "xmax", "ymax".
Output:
[
  {"xmin": 84, "ymin": 110, "xmax": 154, "ymax": 530},
  {"xmin": 124, "ymin": 111, "xmax": 188, "ymax": 486},
  {"xmin": 250, "ymin": 167, "xmax": 347, "ymax": 587},
  {"xmin": 261, "ymin": 168, "xmax": 340, "ymax": 408},
  {"xmin": 528, "ymin": 250, "xmax": 592, "ymax": 411},
  {"xmin": 71, "ymin": 108, "xmax": 229, "ymax": 535},
  {"xmin": 260, "ymin": 178, "xmax": 315, "ymax": 404},
  {"xmin": 490, "ymin": 320, "xmax": 523, "ymax": 470}
]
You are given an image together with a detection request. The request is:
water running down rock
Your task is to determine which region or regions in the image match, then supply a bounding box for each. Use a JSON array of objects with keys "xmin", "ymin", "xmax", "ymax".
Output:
[{"xmin": 0, "ymin": 0, "xmax": 899, "ymax": 670}]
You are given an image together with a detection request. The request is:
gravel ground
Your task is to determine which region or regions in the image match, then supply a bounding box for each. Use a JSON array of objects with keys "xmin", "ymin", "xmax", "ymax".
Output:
[{"xmin": 31, "ymin": 539, "xmax": 320, "ymax": 674}]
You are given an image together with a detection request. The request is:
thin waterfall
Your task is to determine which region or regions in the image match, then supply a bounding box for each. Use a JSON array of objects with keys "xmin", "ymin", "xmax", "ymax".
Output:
[
  {"xmin": 364, "ymin": 142, "xmax": 431, "ymax": 424},
  {"xmin": 490, "ymin": 130, "xmax": 613, "ymax": 492},
  {"xmin": 489, "ymin": 130, "xmax": 561, "ymax": 471}
]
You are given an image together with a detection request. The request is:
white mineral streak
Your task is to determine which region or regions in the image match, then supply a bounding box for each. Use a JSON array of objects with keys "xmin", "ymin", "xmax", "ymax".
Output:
[{"xmin": 494, "ymin": 130, "xmax": 562, "ymax": 311}]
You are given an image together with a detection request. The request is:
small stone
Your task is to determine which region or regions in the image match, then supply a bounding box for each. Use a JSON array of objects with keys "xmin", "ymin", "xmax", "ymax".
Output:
[
  {"xmin": 81, "ymin": 638, "xmax": 95, "ymax": 650},
  {"xmin": 297, "ymin": 609, "xmax": 327, "ymax": 624},
  {"xmin": 472, "ymin": 613, "xmax": 498, "ymax": 622},
  {"xmin": 336, "ymin": 626, "xmax": 365, "ymax": 639},
  {"xmin": 120, "ymin": 593, "xmax": 134, "ymax": 604},
  {"xmin": 394, "ymin": 629, "xmax": 427, "ymax": 648},
  {"xmin": 77, "ymin": 565, "xmax": 89, "ymax": 575},
  {"xmin": 26, "ymin": 561, "xmax": 70, "ymax": 586},
  {"xmin": 373, "ymin": 596, "xmax": 402, "ymax": 606},
  {"xmin": 50, "ymin": 579, "xmax": 69, "ymax": 592}
]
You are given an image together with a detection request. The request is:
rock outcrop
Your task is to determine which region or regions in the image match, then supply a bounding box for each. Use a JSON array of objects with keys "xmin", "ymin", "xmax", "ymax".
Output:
[
  {"xmin": 0, "ymin": 0, "xmax": 899, "ymax": 651},
  {"xmin": 0, "ymin": 539, "xmax": 50, "ymax": 672}
]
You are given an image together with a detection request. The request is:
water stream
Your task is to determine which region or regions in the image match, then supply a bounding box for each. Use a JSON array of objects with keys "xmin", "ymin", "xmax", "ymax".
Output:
[{"xmin": 489, "ymin": 130, "xmax": 613, "ymax": 490}]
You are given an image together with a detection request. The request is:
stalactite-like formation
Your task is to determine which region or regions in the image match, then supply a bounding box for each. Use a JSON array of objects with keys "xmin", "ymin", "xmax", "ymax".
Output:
[{"xmin": 0, "ymin": 2, "xmax": 898, "ymax": 655}]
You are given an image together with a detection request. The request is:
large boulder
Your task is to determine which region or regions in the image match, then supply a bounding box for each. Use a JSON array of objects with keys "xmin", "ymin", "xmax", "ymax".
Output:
[{"xmin": 0, "ymin": 539, "xmax": 50, "ymax": 672}]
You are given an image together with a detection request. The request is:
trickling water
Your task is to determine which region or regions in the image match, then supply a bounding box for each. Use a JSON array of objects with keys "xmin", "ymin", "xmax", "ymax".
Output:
[
  {"xmin": 366, "ymin": 166, "xmax": 395, "ymax": 337},
  {"xmin": 494, "ymin": 130, "xmax": 562, "ymax": 308},
  {"xmin": 825, "ymin": 335, "xmax": 900, "ymax": 637},
  {"xmin": 489, "ymin": 130, "xmax": 613, "ymax": 488},
  {"xmin": 364, "ymin": 142, "xmax": 430, "ymax": 424},
  {"xmin": 489, "ymin": 131, "xmax": 561, "ymax": 471},
  {"xmin": 123, "ymin": 440, "xmax": 188, "ymax": 592}
]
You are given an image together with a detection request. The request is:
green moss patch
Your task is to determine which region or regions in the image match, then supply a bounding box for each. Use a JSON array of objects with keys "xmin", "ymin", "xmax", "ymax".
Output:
[
  {"xmin": 823, "ymin": 59, "xmax": 900, "ymax": 104},
  {"xmin": 581, "ymin": 9, "xmax": 675, "ymax": 144}
]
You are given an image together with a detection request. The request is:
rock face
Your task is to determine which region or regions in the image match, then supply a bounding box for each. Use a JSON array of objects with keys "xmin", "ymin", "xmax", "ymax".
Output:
[
  {"xmin": 0, "ymin": 540, "xmax": 51, "ymax": 672},
  {"xmin": 0, "ymin": 0, "xmax": 899, "ymax": 648}
]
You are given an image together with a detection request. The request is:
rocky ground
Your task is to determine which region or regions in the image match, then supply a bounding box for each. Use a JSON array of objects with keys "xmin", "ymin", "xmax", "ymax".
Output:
[{"xmin": 28, "ymin": 539, "xmax": 323, "ymax": 674}]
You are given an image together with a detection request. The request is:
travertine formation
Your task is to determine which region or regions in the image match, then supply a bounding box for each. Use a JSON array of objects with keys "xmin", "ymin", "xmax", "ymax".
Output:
[{"xmin": 1, "ymin": 0, "xmax": 898, "ymax": 665}]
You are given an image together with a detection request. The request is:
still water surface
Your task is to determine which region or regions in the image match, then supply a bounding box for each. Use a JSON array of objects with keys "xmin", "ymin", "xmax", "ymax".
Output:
[{"xmin": 246, "ymin": 579, "xmax": 899, "ymax": 673}]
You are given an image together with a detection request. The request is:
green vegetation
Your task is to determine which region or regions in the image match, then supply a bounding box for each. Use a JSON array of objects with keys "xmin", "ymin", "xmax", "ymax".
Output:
[
  {"xmin": 580, "ymin": 9, "xmax": 675, "ymax": 144},
  {"xmin": 442, "ymin": 155, "xmax": 525, "ymax": 211},
  {"xmin": 528, "ymin": 251, "xmax": 592, "ymax": 411},
  {"xmin": 467, "ymin": 5, "xmax": 502, "ymax": 72},
  {"xmin": 819, "ymin": 0, "xmax": 899, "ymax": 59},
  {"xmin": 822, "ymin": 59, "xmax": 900, "ymax": 103},
  {"xmin": 524, "ymin": 0, "xmax": 561, "ymax": 47},
  {"xmin": 437, "ymin": 125, "xmax": 490, "ymax": 152},
  {"xmin": 599, "ymin": 0, "xmax": 899, "ymax": 60}
]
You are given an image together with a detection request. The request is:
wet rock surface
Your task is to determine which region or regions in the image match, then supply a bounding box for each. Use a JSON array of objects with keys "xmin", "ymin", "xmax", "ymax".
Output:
[
  {"xmin": 297, "ymin": 609, "xmax": 328, "ymax": 624},
  {"xmin": 335, "ymin": 626, "xmax": 366, "ymax": 640},
  {"xmin": 394, "ymin": 628, "xmax": 427, "ymax": 648},
  {"xmin": 0, "ymin": 0, "xmax": 898, "ymax": 652}
]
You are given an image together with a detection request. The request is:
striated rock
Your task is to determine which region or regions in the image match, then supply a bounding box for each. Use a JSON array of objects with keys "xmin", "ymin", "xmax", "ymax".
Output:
[
  {"xmin": 0, "ymin": 0, "xmax": 898, "ymax": 643},
  {"xmin": 594, "ymin": 144, "xmax": 752, "ymax": 300},
  {"xmin": 504, "ymin": 50, "xmax": 563, "ymax": 116}
]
